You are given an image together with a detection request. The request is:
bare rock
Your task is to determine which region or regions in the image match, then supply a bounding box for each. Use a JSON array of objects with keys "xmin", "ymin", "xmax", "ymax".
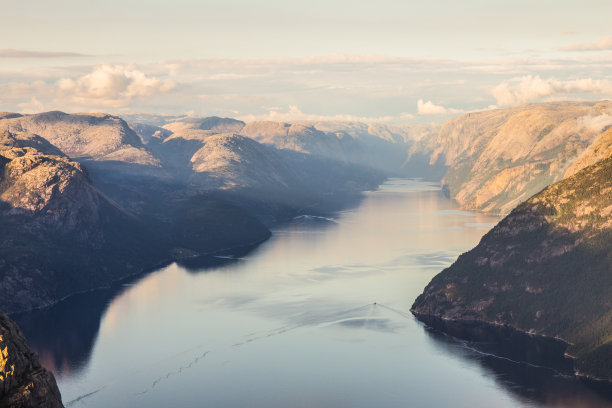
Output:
[{"xmin": 0, "ymin": 310, "xmax": 63, "ymax": 407}]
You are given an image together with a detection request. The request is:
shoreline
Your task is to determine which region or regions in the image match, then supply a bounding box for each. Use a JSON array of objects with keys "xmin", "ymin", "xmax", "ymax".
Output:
[
  {"xmin": 8, "ymin": 234, "xmax": 272, "ymax": 318},
  {"xmin": 8, "ymin": 183, "xmax": 378, "ymax": 317},
  {"xmin": 411, "ymin": 310, "xmax": 612, "ymax": 386}
]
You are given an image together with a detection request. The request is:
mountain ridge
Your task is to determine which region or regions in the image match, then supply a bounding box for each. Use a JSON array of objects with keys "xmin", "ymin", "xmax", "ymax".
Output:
[{"xmin": 407, "ymin": 100, "xmax": 612, "ymax": 214}]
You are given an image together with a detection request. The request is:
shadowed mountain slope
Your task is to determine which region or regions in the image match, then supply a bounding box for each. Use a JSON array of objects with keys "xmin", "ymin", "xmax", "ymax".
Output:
[{"xmin": 412, "ymin": 151, "xmax": 612, "ymax": 380}]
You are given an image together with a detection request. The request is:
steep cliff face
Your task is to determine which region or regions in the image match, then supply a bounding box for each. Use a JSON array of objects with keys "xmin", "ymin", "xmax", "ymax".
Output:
[
  {"xmin": 408, "ymin": 101, "xmax": 612, "ymax": 214},
  {"xmin": 0, "ymin": 311, "xmax": 63, "ymax": 408},
  {"xmin": 412, "ymin": 152, "xmax": 612, "ymax": 379}
]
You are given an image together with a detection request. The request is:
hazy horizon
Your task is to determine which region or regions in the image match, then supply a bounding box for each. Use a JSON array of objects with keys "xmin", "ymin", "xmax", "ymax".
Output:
[{"xmin": 1, "ymin": 0, "xmax": 611, "ymax": 123}]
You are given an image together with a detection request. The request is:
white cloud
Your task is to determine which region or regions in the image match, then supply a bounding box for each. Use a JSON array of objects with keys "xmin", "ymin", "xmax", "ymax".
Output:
[
  {"xmin": 560, "ymin": 36, "xmax": 612, "ymax": 51},
  {"xmin": 417, "ymin": 99, "xmax": 462, "ymax": 115},
  {"xmin": 237, "ymin": 105, "xmax": 412, "ymax": 123},
  {"xmin": 3, "ymin": 53, "xmax": 612, "ymax": 120},
  {"xmin": 55, "ymin": 64, "xmax": 176, "ymax": 107},
  {"xmin": 17, "ymin": 97, "xmax": 44, "ymax": 113},
  {"xmin": 491, "ymin": 75, "xmax": 612, "ymax": 106}
]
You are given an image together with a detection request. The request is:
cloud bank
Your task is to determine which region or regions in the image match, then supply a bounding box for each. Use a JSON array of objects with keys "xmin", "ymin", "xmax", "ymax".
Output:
[
  {"xmin": 238, "ymin": 105, "xmax": 414, "ymax": 123},
  {"xmin": 0, "ymin": 64, "xmax": 176, "ymax": 112},
  {"xmin": 417, "ymin": 99, "xmax": 462, "ymax": 115},
  {"xmin": 1, "ymin": 53, "xmax": 612, "ymax": 121},
  {"xmin": 491, "ymin": 75, "xmax": 612, "ymax": 106}
]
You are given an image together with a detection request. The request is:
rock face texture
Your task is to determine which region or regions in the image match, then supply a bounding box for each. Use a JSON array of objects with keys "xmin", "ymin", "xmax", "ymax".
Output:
[
  {"xmin": 1, "ymin": 111, "xmax": 158, "ymax": 165},
  {"xmin": 407, "ymin": 101, "xmax": 612, "ymax": 214},
  {"xmin": 0, "ymin": 311, "xmax": 63, "ymax": 408},
  {"xmin": 412, "ymin": 152, "xmax": 612, "ymax": 380}
]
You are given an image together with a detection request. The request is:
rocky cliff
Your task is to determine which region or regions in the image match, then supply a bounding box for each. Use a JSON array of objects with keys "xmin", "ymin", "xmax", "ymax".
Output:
[
  {"xmin": 1, "ymin": 112, "xmax": 158, "ymax": 165},
  {"xmin": 412, "ymin": 151, "xmax": 612, "ymax": 380},
  {"xmin": 0, "ymin": 310, "xmax": 63, "ymax": 407},
  {"xmin": 408, "ymin": 101, "xmax": 612, "ymax": 214}
]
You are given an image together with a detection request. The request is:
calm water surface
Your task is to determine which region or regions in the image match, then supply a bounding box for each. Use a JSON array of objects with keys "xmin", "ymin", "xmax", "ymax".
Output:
[{"xmin": 15, "ymin": 179, "xmax": 612, "ymax": 407}]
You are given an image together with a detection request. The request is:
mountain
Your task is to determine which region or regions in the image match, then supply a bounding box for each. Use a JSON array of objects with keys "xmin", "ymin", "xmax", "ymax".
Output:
[
  {"xmin": 1, "ymin": 111, "xmax": 158, "ymax": 165},
  {"xmin": 0, "ymin": 111, "xmax": 387, "ymax": 312},
  {"xmin": 407, "ymin": 101, "xmax": 612, "ymax": 214},
  {"xmin": 162, "ymin": 116, "xmax": 245, "ymax": 134},
  {"xmin": 127, "ymin": 114, "xmax": 441, "ymax": 176},
  {"xmin": 297, "ymin": 121, "xmax": 440, "ymax": 175},
  {"xmin": 0, "ymin": 128, "xmax": 271, "ymax": 313},
  {"xmin": 188, "ymin": 133, "xmax": 297, "ymax": 190},
  {"xmin": 129, "ymin": 117, "xmax": 386, "ymax": 216},
  {"xmin": 412, "ymin": 151, "xmax": 612, "ymax": 380},
  {"xmin": 0, "ymin": 310, "xmax": 63, "ymax": 407}
]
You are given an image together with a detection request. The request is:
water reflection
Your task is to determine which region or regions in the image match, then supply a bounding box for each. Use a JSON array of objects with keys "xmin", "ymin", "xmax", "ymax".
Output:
[
  {"xmin": 421, "ymin": 321, "xmax": 612, "ymax": 407},
  {"xmin": 12, "ymin": 291, "xmax": 107, "ymax": 377},
  {"xmin": 11, "ymin": 179, "xmax": 612, "ymax": 407}
]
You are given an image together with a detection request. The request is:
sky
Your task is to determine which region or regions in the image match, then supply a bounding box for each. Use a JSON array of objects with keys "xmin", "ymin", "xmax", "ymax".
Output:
[{"xmin": 1, "ymin": 0, "xmax": 611, "ymax": 123}]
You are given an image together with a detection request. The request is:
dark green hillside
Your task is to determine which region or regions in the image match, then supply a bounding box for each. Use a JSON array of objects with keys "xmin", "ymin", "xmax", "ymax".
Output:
[{"xmin": 412, "ymin": 152, "xmax": 612, "ymax": 380}]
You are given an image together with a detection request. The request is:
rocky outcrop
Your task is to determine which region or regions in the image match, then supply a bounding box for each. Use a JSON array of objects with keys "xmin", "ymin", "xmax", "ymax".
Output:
[
  {"xmin": 0, "ymin": 111, "xmax": 159, "ymax": 166},
  {"xmin": 407, "ymin": 101, "xmax": 612, "ymax": 214},
  {"xmin": 412, "ymin": 151, "xmax": 612, "ymax": 380},
  {"xmin": 0, "ymin": 310, "xmax": 63, "ymax": 407}
]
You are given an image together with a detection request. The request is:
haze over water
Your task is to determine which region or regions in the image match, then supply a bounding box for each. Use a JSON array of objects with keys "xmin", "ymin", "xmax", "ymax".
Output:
[{"xmin": 16, "ymin": 179, "xmax": 612, "ymax": 407}]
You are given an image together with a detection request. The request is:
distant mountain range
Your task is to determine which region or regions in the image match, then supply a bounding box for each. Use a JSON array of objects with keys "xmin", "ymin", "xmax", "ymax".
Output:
[{"xmin": 406, "ymin": 101, "xmax": 612, "ymax": 214}]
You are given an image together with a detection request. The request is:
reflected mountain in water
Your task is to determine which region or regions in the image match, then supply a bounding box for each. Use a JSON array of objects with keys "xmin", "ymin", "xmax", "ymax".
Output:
[
  {"xmin": 11, "ymin": 253, "xmax": 250, "ymax": 377},
  {"xmin": 420, "ymin": 318, "xmax": 612, "ymax": 407}
]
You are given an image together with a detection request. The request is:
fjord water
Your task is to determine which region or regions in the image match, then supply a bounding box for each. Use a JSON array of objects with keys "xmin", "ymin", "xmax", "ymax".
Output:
[{"xmin": 15, "ymin": 179, "xmax": 612, "ymax": 407}]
